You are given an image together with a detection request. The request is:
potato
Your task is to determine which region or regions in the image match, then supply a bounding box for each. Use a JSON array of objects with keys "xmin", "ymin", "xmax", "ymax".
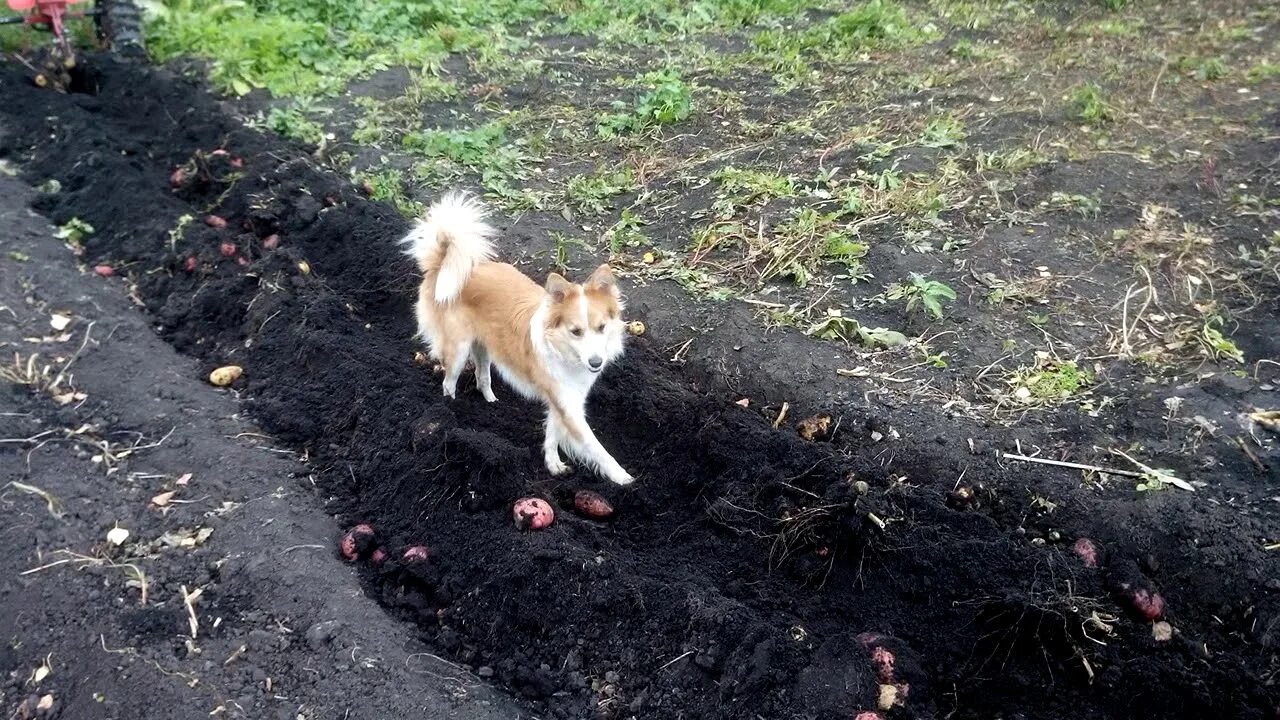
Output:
[
  {"xmin": 370, "ymin": 548, "xmax": 387, "ymax": 565},
  {"xmin": 626, "ymin": 321, "xmax": 646, "ymax": 336},
  {"xmin": 93, "ymin": 265, "xmax": 114, "ymax": 277},
  {"xmin": 1072, "ymin": 538, "xmax": 1100, "ymax": 568},
  {"xmin": 183, "ymin": 256, "xmax": 198, "ymax": 273},
  {"xmin": 513, "ymin": 497, "xmax": 554, "ymax": 530},
  {"xmin": 208, "ymin": 365, "xmax": 243, "ymax": 386},
  {"xmin": 853, "ymin": 713, "xmax": 883, "ymax": 720},
  {"xmin": 204, "ymin": 214, "xmax": 228, "ymax": 229},
  {"xmin": 170, "ymin": 168, "xmax": 187, "ymax": 187},
  {"xmin": 869, "ymin": 646, "xmax": 895, "ymax": 683},
  {"xmin": 1129, "ymin": 588, "xmax": 1165, "ymax": 620},
  {"xmin": 876, "ymin": 684, "xmax": 898, "ymax": 711},
  {"xmin": 262, "ymin": 233, "xmax": 280, "ymax": 250},
  {"xmin": 402, "ymin": 545, "xmax": 430, "ymax": 563},
  {"xmin": 340, "ymin": 523, "xmax": 375, "ymax": 561},
  {"xmin": 573, "ymin": 490, "xmax": 614, "ymax": 519},
  {"xmin": 220, "ymin": 241, "xmax": 237, "ymax": 257},
  {"xmin": 795, "ymin": 413, "xmax": 833, "ymax": 441}
]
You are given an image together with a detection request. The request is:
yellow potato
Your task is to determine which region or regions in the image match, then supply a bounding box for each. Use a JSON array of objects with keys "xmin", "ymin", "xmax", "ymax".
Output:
[
  {"xmin": 626, "ymin": 321, "xmax": 646, "ymax": 336},
  {"xmin": 208, "ymin": 365, "xmax": 243, "ymax": 387}
]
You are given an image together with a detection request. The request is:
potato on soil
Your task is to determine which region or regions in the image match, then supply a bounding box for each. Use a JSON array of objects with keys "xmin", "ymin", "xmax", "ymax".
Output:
[
  {"xmin": 853, "ymin": 713, "xmax": 883, "ymax": 720},
  {"xmin": 262, "ymin": 233, "xmax": 280, "ymax": 250},
  {"xmin": 573, "ymin": 489, "xmax": 614, "ymax": 519},
  {"xmin": 370, "ymin": 548, "xmax": 387, "ymax": 565},
  {"xmin": 183, "ymin": 256, "xmax": 198, "ymax": 273},
  {"xmin": 869, "ymin": 646, "xmax": 895, "ymax": 683},
  {"xmin": 1072, "ymin": 537, "xmax": 1101, "ymax": 568},
  {"xmin": 626, "ymin": 320, "xmax": 645, "ymax": 336},
  {"xmin": 403, "ymin": 545, "xmax": 430, "ymax": 562},
  {"xmin": 796, "ymin": 413, "xmax": 833, "ymax": 441},
  {"xmin": 93, "ymin": 264, "xmax": 114, "ymax": 277},
  {"xmin": 513, "ymin": 498, "xmax": 554, "ymax": 530},
  {"xmin": 204, "ymin": 214, "xmax": 228, "ymax": 229},
  {"xmin": 340, "ymin": 523, "xmax": 376, "ymax": 561},
  {"xmin": 1127, "ymin": 588, "xmax": 1166, "ymax": 620},
  {"xmin": 208, "ymin": 365, "xmax": 243, "ymax": 386},
  {"xmin": 219, "ymin": 241, "xmax": 237, "ymax": 257}
]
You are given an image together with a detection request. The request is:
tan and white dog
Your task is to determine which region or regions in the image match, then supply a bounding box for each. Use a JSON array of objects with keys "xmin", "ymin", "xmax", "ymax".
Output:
[{"xmin": 403, "ymin": 192, "xmax": 633, "ymax": 485}]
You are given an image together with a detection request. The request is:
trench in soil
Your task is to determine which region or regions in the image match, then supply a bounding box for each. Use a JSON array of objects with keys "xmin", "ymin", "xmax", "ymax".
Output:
[{"xmin": 0, "ymin": 57, "xmax": 1275, "ymax": 720}]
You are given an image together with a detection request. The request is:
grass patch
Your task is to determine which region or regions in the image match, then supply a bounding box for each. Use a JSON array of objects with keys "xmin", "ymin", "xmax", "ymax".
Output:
[
  {"xmin": 142, "ymin": 0, "xmax": 528, "ymax": 96},
  {"xmin": 564, "ymin": 168, "xmax": 638, "ymax": 216},
  {"xmin": 1003, "ymin": 356, "xmax": 1093, "ymax": 407},
  {"xmin": 354, "ymin": 168, "xmax": 422, "ymax": 218},
  {"xmin": 1069, "ymin": 82, "xmax": 1113, "ymax": 124}
]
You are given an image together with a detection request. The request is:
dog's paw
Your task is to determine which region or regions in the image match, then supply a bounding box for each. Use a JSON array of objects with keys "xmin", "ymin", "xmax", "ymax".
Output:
[
  {"xmin": 607, "ymin": 470, "xmax": 635, "ymax": 486},
  {"xmin": 480, "ymin": 389, "xmax": 498, "ymax": 403},
  {"xmin": 546, "ymin": 458, "xmax": 570, "ymax": 476},
  {"xmin": 441, "ymin": 383, "xmax": 456, "ymax": 400}
]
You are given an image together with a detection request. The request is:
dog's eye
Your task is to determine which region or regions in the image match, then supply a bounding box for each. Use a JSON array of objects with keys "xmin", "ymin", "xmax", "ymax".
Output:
[
  {"xmin": 596, "ymin": 325, "xmax": 606, "ymax": 333},
  {"xmin": 569, "ymin": 327, "xmax": 583, "ymax": 337}
]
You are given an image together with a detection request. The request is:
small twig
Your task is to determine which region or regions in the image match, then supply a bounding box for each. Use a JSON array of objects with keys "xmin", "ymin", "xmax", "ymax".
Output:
[
  {"xmin": 1233, "ymin": 436, "xmax": 1266, "ymax": 473},
  {"xmin": 49, "ymin": 321, "xmax": 96, "ymax": 391},
  {"xmin": 181, "ymin": 585, "xmax": 202, "ymax": 639},
  {"xmin": 772, "ymin": 402, "xmax": 789, "ymax": 429},
  {"xmin": 1001, "ymin": 452, "xmax": 1144, "ymax": 478},
  {"xmin": 1108, "ymin": 449, "xmax": 1195, "ymax": 491},
  {"xmin": 659, "ymin": 650, "xmax": 695, "ymax": 670}
]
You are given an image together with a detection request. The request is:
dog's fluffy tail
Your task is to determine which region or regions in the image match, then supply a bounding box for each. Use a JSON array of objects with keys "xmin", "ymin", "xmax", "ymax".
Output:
[{"xmin": 401, "ymin": 191, "xmax": 496, "ymax": 304}]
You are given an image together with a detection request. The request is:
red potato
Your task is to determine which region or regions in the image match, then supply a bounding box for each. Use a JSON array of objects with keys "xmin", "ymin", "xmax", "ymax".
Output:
[
  {"xmin": 262, "ymin": 233, "xmax": 280, "ymax": 250},
  {"xmin": 93, "ymin": 265, "xmax": 114, "ymax": 277},
  {"xmin": 1129, "ymin": 588, "xmax": 1165, "ymax": 620},
  {"xmin": 1072, "ymin": 538, "xmax": 1100, "ymax": 568},
  {"xmin": 370, "ymin": 548, "xmax": 387, "ymax": 565},
  {"xmin": 183, "ymin": 256, "xmax": 198, "ymax": 273},
  {"xmin": 340, "ymin": 523, "xmax": 375, "ymax": 562},
  {"xmin": 235, "ymin": 256, "xmax": 249, "ymax": 267},
  {"xmin": 869, "ymin": 646, "xmax": 895, "ymax": 683},
  {"xmin": 513, "ymin": 498, "xmax": 554, "ymax": 530},
  {"xmin": 229, "ymin": 157, "xmax": 244, "ymax": 168},
  {"xmin": 853, "ymin": 713, "xmax": 883, "ymax": 720},
  {"xmin": 219, "ymin": 241, "xmax": 237, "ymax": 258},
  {"xmin": 403, "ymin": 545, "xmax": 430, "ymax": 563},
  {"xmin": 574, "ymin": 490, "xmax": 614, "ymax": 519},
  {"xmin": 209, "ymin": 149, "xmax": 229, "ymax": 157},
  {"xmin": 169, "ymin": 167, "xmax": 186, "ymax": 188},
  {"xmin": 205, "ymin": 214, "xmax": 228, "ymax": 229}
]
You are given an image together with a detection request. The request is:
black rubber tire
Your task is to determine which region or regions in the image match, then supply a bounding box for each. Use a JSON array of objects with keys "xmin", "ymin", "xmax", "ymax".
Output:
[{"xmin": 94, "ymin": 0, "xmax": 146, "ymax": 58}]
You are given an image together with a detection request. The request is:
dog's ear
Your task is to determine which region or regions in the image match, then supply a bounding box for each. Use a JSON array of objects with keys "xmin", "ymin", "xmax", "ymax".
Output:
[
  {"xmin": 584, "ymin": 264, "xmax": 618, "ymax": 297},
  {"xmin": 545, "ymin": 273, "xmax": 573, "ymax": 303}
]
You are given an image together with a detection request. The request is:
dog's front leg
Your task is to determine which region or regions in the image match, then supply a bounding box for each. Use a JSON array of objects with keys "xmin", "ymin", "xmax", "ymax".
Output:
[
  {"xmin": 543, "ymin": 411, "xmax": 569, "ymax": 476},
  {"xmin": 556, "ymin": 403, "xmax": 633, "ymax": 485}
]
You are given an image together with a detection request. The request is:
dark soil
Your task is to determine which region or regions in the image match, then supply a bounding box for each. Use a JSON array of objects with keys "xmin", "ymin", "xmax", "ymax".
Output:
[{"xmin": 1, "ymin": 55, "xmax": 1278, "ymax": 720}]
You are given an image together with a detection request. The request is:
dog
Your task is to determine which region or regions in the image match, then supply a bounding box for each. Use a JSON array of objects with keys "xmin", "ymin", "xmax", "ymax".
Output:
[{"xmin": 402, "ymin": 192, "xmax": 634, "ymax": 485}]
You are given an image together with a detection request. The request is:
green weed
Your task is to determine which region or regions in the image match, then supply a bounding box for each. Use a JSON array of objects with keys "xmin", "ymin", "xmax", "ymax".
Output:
[
  {"xmin": 264, "ymin": 103, "xmax": 326, "ymax": 146},
  {"xmin": 1069, "ymin": 82, "xmax": 1112, "ymax": 124},
  {"xmin": 564, "ymin": 168, "xmax": 637, "ymax": 216},
  {"xmin": 1004, "ymin": 356, "xmax": 1092, "ymax": 406},
  {"xmin": 598, "ymin": 70, "xmax": 692, "ymax": 137},
  {"xmin": 354, "ymin": 168, "xmax": 422, "ymax": 218},
  {"xmin": 886, "ymin": 273, "xmax": 956, "ymax": 319},
  {"xmin": 55, "ymin": 218, "xmax": 94, "ymax": 245}
]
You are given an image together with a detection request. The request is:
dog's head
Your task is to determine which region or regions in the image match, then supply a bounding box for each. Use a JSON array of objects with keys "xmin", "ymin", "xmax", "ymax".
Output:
[{"xmin": 542, "ymin": 264, "xmax": 626, "ymax": 374}]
